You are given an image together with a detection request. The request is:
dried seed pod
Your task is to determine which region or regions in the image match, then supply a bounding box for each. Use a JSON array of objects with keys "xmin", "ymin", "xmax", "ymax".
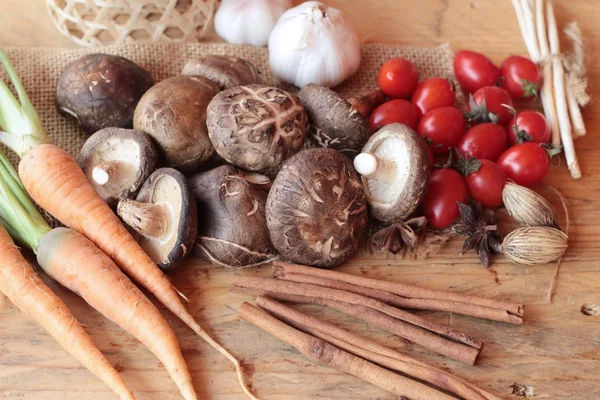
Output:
[
  {"xmin": 502, "ymin": 227, "xmax": 568, "ymax": 265},
  {"xmin": 503, "ymin": 182, "xmax": 559, "ymax": 228}
]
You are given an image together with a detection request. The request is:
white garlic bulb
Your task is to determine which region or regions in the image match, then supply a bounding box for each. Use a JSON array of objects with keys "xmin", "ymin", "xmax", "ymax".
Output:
[
  {"xmin": 214, "ymin": 0, "xmax": 293, "ymax": 47},
  {"xmin": 268, "ymin": 1, "xmax": 361, "ymax": 88}
]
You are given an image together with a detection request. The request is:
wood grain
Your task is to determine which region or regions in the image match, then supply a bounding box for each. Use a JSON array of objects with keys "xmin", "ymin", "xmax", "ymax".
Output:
[{"xmin": 2, "ymin": 0, "xmax": 600, "ymax": 399}]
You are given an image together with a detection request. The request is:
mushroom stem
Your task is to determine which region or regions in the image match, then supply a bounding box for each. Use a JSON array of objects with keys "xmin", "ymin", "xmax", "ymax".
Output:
[
  {"xmin": 347, "ymin": 89, "xmax": 386, "ymax": 118},
  {"xmin": 117, "ymin": 199, "xmax": 168, "ymax": 240},
  {"xmin": 353, "ymin": 153, "xmax": 397, "ymax": 183},
  {"xmin": 92, "ymin": 161, "xmax": 120, "ymax": 186}
]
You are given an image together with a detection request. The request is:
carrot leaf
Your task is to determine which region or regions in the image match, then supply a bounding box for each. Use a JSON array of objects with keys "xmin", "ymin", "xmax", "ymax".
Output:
[
  {"xmin": 0, "ymin": 48, "xmax": 52, "ymax": 158},
  {"xmin": 0, "ymin": 150, "xmax": 50, "ymax": 252}
]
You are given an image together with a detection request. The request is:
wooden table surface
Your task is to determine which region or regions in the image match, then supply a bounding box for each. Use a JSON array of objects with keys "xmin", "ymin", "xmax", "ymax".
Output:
[{"xmin": 1, "ymin": 1, "xmax": 600, "ymax": 399}]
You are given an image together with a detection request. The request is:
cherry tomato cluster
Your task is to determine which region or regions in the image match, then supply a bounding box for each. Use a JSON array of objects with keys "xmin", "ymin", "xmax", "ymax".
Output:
[{"xmin": 373, "ymin": 51, "xmax": 552, "ymax": 230}]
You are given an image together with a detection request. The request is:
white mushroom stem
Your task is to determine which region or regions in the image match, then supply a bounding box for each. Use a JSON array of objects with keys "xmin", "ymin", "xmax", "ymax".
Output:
[
  {"xmin": 117, "ymin": 199, "xmax": 168, "ymax": 240},
  {"xmin": 92, "ymin": 161, "xmax": 120, "ymax": 186},
  {"xmin": 547, "ymin": 1, "xmax": 581, "ymax": 179},
  {"xmin": 535, "ymin": 0, "xmax": 561, "ymax": 147},
  {"xmin": 353, "ymin": 153, "xmax": 396, "ymax": 183}
]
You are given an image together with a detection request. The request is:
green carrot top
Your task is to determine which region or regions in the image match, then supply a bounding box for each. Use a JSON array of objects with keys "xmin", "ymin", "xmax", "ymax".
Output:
[
  {"xmin": 0, "ymin": 48, "xmax": 52, "ymax": 251},
  {"xmin": 0, "ymin": 48, "xmax": 51, "ymax": 158}
]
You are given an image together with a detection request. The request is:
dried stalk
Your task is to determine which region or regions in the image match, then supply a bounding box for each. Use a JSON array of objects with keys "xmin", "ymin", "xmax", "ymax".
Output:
[
  {"xmin": 274, "ymin": 261, "xmax": 524, "ymax": 317},
  {"xmin": 238, "ymin": 302, "xmax": 454, "ymax": 400},
  {"xmin": 547, "ymin": 1, "xmax": 581, "ymax": 179},
  {"xmin": 513, "ymin": 0, "xmax": 540, "ymax": 61},
  {"xmin": 279, "ymin": 271, "xmax": 523, "ymax": 324},
  {"xmin": 535, "ymin": 0, "xmax": 561, "ymax": 146},
  {"xmin": 256, "ymin": 296, "xmax": 504, "ymax": 400},
  {"xmin": 502, "ymin": 226, "xmax": 568, "ymax": 265},
  {"xmin": 230, "ymin": 278, "xmax": 482, "ymax": 365},
  {"xmin": 564, "ymin": 22, "xmax": 587, "ymax": 138},
  {"xmin": 521, "ymin": 0, "xmax": 541, "ymax": 61}
]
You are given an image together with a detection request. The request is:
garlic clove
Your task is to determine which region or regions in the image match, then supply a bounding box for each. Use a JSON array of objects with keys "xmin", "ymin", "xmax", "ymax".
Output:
[
  {"xmin": 215, "ymin": 0, "xmax": 292, "ymax": 47},
  {"xmin": 268, "ymin": 1, "xmax": 361, "ymax": 87}
]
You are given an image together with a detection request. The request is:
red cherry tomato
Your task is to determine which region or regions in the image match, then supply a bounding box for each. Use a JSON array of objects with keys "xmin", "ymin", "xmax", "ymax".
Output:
[
  {"xmin": 417, "ymin": 106, "xmax": 466, "ymax": 155},
  {"xmin": 369, "ymin": 99, "xmax": 419, "ymax": 131},
  {"xmin": 497, "ymin": 142, "xmax": 550, "ymax": 187},
  {"xmin": 500, "ymin": 55, "xmax": 542, "ymax": 100},
  {"xmin": 465, "ymin": 159, "xmax": 506, "ymax": 208},
  {"xmin": 411, "ymin": 77, "xmax": 456, "ymax": 117},
  {"xmin": 458, "ymin": 123, "xmax": 507, "ymax": 161},
  {"xmin": 377, "ymin": 58, "xmax": 420, "ymax": 99},
  {"xmin": 453, "ymin": 50, "xmax": 501, "ymax": 94},
  {"xmin": 421, "ymin": 168, "xmax": 468, "ymax": 229},
  {"xmin": 507, "ymin": 110, "xmax": 551, "ymax": 145},
  {"xmin": 469, "ymin": 86, "xmax": 514, "ymax": 125}
]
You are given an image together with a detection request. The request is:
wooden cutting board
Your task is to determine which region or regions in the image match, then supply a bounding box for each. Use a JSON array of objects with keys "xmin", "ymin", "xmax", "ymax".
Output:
[{"xmin": 2, "ymin": 1, "xmax": 600, "ymax": 399}]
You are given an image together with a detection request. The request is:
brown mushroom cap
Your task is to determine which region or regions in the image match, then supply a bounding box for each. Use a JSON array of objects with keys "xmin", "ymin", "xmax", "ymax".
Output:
[
  {"xmin": 77, "ymin": 128, "xmax": 158, "ymax": 207},
  {"xmin": 207, "ymin": 84, "xmax": 309, "ymax": 173},
  {"xmin": 117, "ymin": 168, "xmax": 197, "ymax": 270},
  {"xmin": 266, "ymin": 148, "xmax": 368, "ymax": 268},
  {"xmin": 297, "ymin": 84, "xmax": 371, "ymax": 155},
  {"xmin": 182, "ymin": 55, "xmax": 264, "ymax": 90},
  {"xmin": 354, "ymin": 123, "xmax": 430, "ymax": 223},
  {"xmin": 56, "ymin": 54, "xmax": 154, "ymax": 134},
  {"xmin": 189, "ymin": 165, "xmax": 276, "ymax": 268},
  {"xmin": 133, "ymin": 76, "xmax": 219, "ymax": 171}
]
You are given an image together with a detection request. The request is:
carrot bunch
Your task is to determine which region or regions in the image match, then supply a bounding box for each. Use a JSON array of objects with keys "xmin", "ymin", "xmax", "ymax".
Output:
[{"xmin": 0, "ymin": 49, "xmax": 254, "ymax": 399}]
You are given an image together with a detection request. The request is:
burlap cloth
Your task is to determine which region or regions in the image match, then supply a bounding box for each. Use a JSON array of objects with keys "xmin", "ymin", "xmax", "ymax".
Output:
[{"xmin": 2, "ymin": 42, "xmax": 456, "ymax": 165}]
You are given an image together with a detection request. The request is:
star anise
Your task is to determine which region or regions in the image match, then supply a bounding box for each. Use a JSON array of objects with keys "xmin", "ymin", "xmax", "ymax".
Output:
[
  {"xmin": 371, "ymin": 216, "xmax": 427, "ymax": 254},
  {"xmin": 456, "ymin": 202, "xmax": 503, "ymax": 267}
]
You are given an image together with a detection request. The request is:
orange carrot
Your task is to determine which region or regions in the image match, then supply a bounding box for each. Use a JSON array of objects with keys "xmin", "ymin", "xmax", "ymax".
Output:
[
  {"xmin": 0, "ymin": 225, "xmax": 135, "ymax": 400},
  {"xmin": 36, "ymin": 227, "xmax": 197, "ymax": 400},
  {"xmin": 19, "ymin": 143, "xmax": 256, "ymax": 399}
]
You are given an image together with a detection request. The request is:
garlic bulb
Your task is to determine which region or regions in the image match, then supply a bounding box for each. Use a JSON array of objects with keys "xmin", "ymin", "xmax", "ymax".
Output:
[
  {"xmin": 214, "ymin": 0, "xmax": 292, "ymax": 47},
  {"xmin": 268, "ymin": 1, "xmax": 361, "ymax": 88}
]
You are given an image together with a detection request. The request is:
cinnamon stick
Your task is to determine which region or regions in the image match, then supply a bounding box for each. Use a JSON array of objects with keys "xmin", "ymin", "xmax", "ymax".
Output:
[
  {"xmin": 274, "ymin": 261, "xmax": 524, "ymax": 318},
  {"xmin": 230, "ymin": 279, "xmax": 482, "ymax": 365},
  {"xmin": 280, "ymin": 271, "xmax": 523, "ymax": 324},
  {"xmin": 231, "ymin": 274, "xmax": 481, "ymax": 348},
  {"xmin": 257, "ymin": 296, "xmax": 504, "ymax": 400},
  {"xmin": 238, "ymin": 302, "xmax": 455, "ymax": 400}
]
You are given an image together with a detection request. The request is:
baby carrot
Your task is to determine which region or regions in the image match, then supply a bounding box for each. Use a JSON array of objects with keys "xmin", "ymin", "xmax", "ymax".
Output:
[
  {"xmin": 37, "ymin": 228, "xmax": 197, "ymax": 400},
  {"xmin": 0, "ymin": 224, "xmax": 135, "ymax": 400},
  {"xmin": 19, "ymin": 144, "xmax": 256, "ymax": 399}
]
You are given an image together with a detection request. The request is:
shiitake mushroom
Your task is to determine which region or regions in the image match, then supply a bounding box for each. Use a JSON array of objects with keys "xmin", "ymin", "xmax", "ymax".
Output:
[
  {"xmin": 133, "ymin": 76, "xmax": 220, "ymax": 171},
  {"xmin": 78, "ymin": 128, "xmax": 158, "ymax": 207},
  {"xmin": 190, "ymin": 165, "xmax": 276, "ymax": 268},
  {"xmin": 266, "ymin": 148, "xmax": 368, "ymax": 268},
  {"xmin": 353, "ymin": 123, "xmax": 430, "ymax": 223},
  {"xmin": 56, "ymin": 54, "xmax": 154, "ymax": 134},
  {"xmin": 182, "ymin": 55, "xmax": 264, "ymax": 89},
  {"xmin": 117, "ymin": 168, "xmax": 197, "ymax": 270},
  {"xmin": 207, "ymin": 84, "xmax": 309, "ymax": 173},
  {"xmin": 297, "ymin": 84, "xmax": 375, "ymax": 156}
]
